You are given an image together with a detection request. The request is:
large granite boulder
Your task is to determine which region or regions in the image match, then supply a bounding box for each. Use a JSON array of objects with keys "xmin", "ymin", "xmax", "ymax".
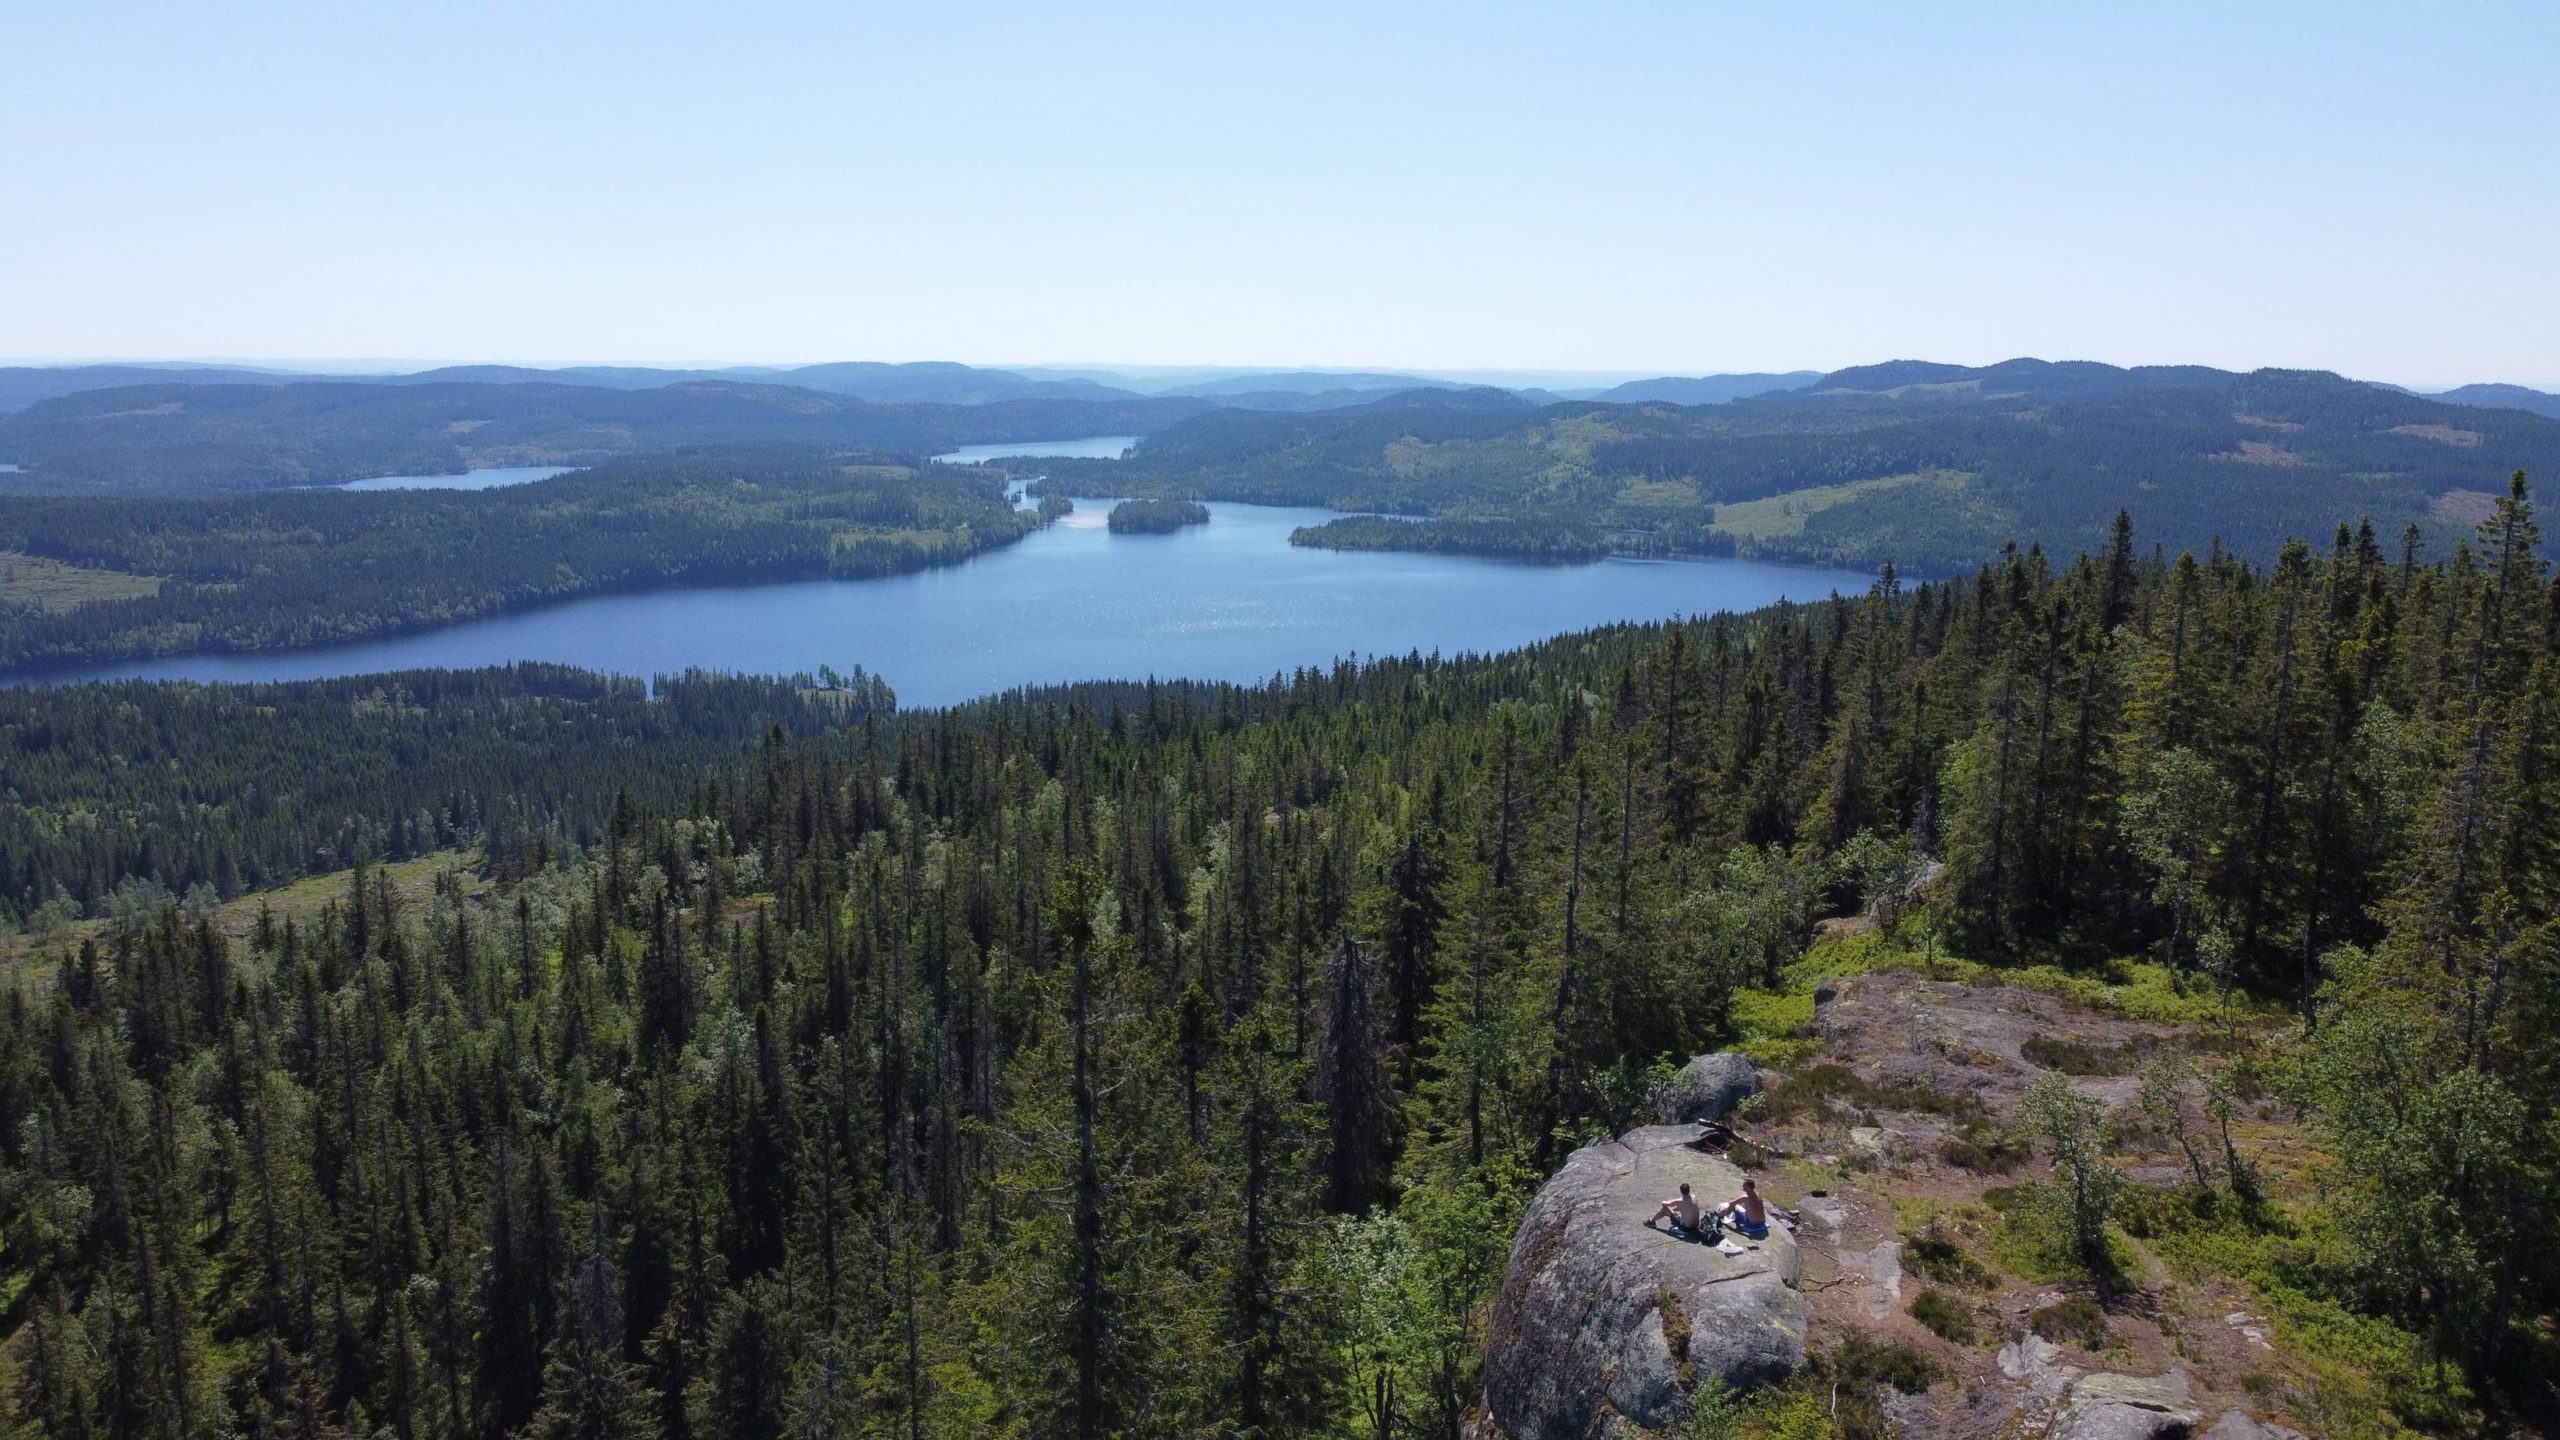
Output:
[
  {"xmin": 1650, "ymin": 1052, "xmax": 1761, "ymax": 1124},
  {"xmin": 1485, "ymin": 1126, "xmax": 1808, "ymax": 1439},
  {"xmin": 2053, "ymin": 1370, "xmax": 2201, "ymax": 1440}
]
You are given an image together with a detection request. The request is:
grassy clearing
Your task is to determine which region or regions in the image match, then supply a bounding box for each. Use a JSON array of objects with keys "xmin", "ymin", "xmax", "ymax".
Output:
[
  {"xmin": 2117, "ymin": 1188, "xmax": 2474, "ymax": 1439},
  {"xmin": 1762, "ymin": 1061, "xmax": 1982, "ymax": 1127},
  {"xmin": 1, "ymin": 851, "xmax": 475, "ymax": 976},
  {"xmin": 1730, "ymin": 930, "xmax": 2260, "ymax": 1072},
  {"xmin": 0, "ymin": 550, "xmax": 161, "ymax": 610},
  {"xmin": 1748, "ymin": 927, "xmax": 2289, "ymax": 1037},
  {"xmin": 1707, "ymin": 471, "xmax": 1969, "ymax": 542},
  {"xmin": 1613, "ymin": 477, "xmax": 1703, "ymax": 510},
  {"xmin": 1728, "ymin": 933, "xmax": 1895, "ymax": 1065},
  {"xmin": 216, "ymin": 852, "xmax": 478, "ymax": 933},
  {"xmin": 1729, "ymin": 922, "xmax": 2476, "ymax": 1439},
  {"xmin": 1903, "ymin": 1222, "xmax": 1997, "ymax": 1290}
]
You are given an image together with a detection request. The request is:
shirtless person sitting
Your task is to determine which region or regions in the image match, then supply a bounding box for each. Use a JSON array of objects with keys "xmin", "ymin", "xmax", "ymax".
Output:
[
  {"xmin": 1647, "ymin": 1183, "xmax": 1705, "ymax": 1236},
  {"xmin": 1716, "ymin": 1177, "xmax": 1770, "ymax": 1238}
]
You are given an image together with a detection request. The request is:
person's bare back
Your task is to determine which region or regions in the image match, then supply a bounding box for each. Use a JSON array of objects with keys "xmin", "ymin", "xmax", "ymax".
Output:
[{"xmin": 1648, "ymin": 1182, "xmax": 1702, "ymax": 1233}]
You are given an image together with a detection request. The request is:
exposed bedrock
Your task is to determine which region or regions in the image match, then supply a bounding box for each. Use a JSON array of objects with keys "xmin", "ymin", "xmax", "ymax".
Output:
[
  {"xmin": 1648, "ymin": 1051, "xmax": 1762, "ymax": 1125},
  {"xmin": 1484, "ymin": 1125, "xmax": 1808, "ymax": 1439}
]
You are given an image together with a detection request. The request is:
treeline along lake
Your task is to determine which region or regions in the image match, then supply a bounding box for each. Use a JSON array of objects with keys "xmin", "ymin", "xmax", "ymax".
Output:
[{"xmin": 9, "ymin": 495, "xmax": 1868, "ymax": 707}]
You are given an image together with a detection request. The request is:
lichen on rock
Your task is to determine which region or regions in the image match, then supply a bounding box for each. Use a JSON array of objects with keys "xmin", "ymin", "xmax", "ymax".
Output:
[{"xmin": 2054, "ymin": 1370, "xmax": 2201, "ymax": 1440}]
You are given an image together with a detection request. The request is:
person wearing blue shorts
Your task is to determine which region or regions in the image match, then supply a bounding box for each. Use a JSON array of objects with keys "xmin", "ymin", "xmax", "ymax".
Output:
[{"xmin": 1717, "ymin": 1178, "xmax": 1770, "ymax": 1239}]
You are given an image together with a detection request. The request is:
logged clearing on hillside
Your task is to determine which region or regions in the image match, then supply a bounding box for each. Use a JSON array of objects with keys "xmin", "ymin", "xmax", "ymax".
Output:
[
  {"xmin": 0, "ymin": 550, "xmax": 160, "ymax": 611},
  {"xmin": 1708, "ymin": 469, "xmax": 1969, "ymax": 540},
  {"xmin": 0, "ymin": 851, "xmax": 472, "ymax": 976}
]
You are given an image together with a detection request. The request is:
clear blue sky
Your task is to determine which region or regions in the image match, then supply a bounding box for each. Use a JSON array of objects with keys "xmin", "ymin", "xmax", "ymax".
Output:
[{"xmin": 5, "ymin": 1, "xmax": 2555, "ymax": 386}]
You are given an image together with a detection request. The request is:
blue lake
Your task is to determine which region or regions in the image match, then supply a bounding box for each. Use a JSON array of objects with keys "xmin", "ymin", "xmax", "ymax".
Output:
[
  {"xmin": 336, "ymin": 465, "xmax": 581, "ymax": 491},
  {"xmin": 21, "ymin": 501, "xmax": 1872, "ymax": 708}
]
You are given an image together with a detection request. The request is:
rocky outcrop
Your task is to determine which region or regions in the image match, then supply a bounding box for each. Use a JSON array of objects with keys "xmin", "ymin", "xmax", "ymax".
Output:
[
  {"xmin": 2198, "ymin": 1412, "xmax": 2306, "ymax": 1440},
  {"xmin": 1998, "ymin": 1335, "xmax": 2201, "ymax": 1440},
  {"xmin": 1650, "ymin": 1052, "xmax": 1760, "ymax": 1124},
  {"xmin": 2053, "ymin": 1369, "xmax": 2200, "ymax": 1440},
  {"xmin": 1484, "ymin": 1126, "xmax": 1808, "ymax": 1439}
]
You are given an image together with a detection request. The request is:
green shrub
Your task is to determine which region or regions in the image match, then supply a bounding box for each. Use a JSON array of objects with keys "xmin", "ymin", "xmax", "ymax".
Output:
[
  {"xmin": 1675, "ymin": 1376, "xmax": 1743, "ymax": 1440},
  {"xmin": 1909, "ymin": 1287, "xmax": 1975, "ymax": 1343},
  {"xmin": 2022, "ymin": 1033, "xmax": 2148, "ymax": 1076},
  {"xmin": 1988, "ymin": 1183, "xmax": 2132, "ymax": 1284},
  {"xmin": 2030, "ymin": 1296, "xmax": 2109, "ymax": 1349},
  {"xmin": 1903, "ymin": 1222, "xmax": 1995, "ymax": 1289},
  {"xmin": 1731, "ymin": 932, "xmax": 1901, "ymax": 1066},
  {"xmin": 1936, "ymin": 1121, "xmax": 2028, "ymax": 1174},
  {"xmin": 2111, "ymin": 1179, "xmax": 2229, "ymax": 1239},
  {"xmin": 1735, "ymin": 1378, "xmax": 1838, "ymax": 1440},
  {"xmin": 1657, "ymin": 1287, "xmax": 1696, "ymax": 1387},
  {"xmin": 2021, "ymin": 1075, "xmax": 2125, "ymax": 1271},
  {"xmin": 1831, "ymin": 1332, "xmax": 1939, "ymax": 1394},
  {"xmin": 2128, "ymin": 1188, "xmax": 2471, "ymax": 1436},
  {"xmin": 1764, "ymin": 1062, "xmax": 1979, "ymax": 1125}
]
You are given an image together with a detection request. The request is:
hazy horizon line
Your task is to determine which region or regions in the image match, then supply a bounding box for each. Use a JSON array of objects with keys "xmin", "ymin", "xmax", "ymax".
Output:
[{"xmin": 0, "ymin": 354, "xmax": 2549, "ymax": 395}]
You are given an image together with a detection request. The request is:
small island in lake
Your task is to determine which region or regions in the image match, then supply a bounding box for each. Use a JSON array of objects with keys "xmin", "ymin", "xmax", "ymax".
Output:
[
  {"xmin": 1291, "ymin": 514, "xmax": 1618, "ymax": 562},
  {"xmin": 1106, "ymin": 498, "xmax": 1210, "ymax": 534}
]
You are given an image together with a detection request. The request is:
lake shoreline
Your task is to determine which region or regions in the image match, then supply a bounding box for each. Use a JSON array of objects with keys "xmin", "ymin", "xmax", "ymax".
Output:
[
  {"xmin": 0, "ymin": 512, "xmax": 1064, "ymax": 686},
  {"xmin": 2, "ymin": 498, "xmax": 1873, "ymax": 705}
]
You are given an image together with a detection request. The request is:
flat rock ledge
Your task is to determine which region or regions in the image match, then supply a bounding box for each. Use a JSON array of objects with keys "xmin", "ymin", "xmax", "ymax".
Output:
[
  {"xmin": 2000, "ymin": 1335, "xmax": 2204, "ymax": 1440},
  {"xmin": 2059, "ymin": 1372, "xmax": 2202, "ymax": 1440},
  {"xmin": 1484, "ymin": 1126, "xmax": 1808, "ymax": 1440},
  {"xmin": 2199, "ymin": 1411, "xmax": 2307, "ymax": 1440},
  {"xmin": 1649, "ymin": 1051, "xmax": 1761, "ymax": 1124}
]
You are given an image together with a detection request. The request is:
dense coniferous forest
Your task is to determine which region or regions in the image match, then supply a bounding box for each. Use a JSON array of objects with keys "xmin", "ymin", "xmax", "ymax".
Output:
[
  {"xmin": 0, "ymin": 665, "xmax": 889, "ymax": 924},
  {"xmin": 1102, "ymin": 499, "xmax": 1209, "ymax": 534},
  {"xmin": 16, "ymin": 360, "xmax": 2560, "ymax": 583},
  {"xmin": 0, "ymin": 450, "xmax": 1044, "ymax": 673},
  {"xmin": 1290, "ymin": 513, "xmax": 1684, "ymax": 562},
  {"xmin": 0, "ymin": 382, "xmax": 1207, "ymax": 494},
  {"xmin": 1034, "ymin": 365, "xmax": 2560, "ymax": 573},
  {"xmin": 4, "ymin": 480, "xmax": 2558, "ymax": 1436}
]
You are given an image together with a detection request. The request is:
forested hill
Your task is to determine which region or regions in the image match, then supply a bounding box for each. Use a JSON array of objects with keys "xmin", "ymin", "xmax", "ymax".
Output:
[
  {"xmin": 0, "ymin": 665, "xmax": 892, "ymax": 920},
  {"xmin": 0, "ymin": 381, "xmax": 1211, "ymax": 493},
  {"xmin": 0, "ymin": 448, "xmax": 1045, "ymax": 672},
  {"xmin": 14, "ymin": 361, "xmax": 2558, "ymax": 583},
  {"xmin": 2425, "ymin": 382, "xmax": 2560, "ymax": 420},
  {"xmin": 0, "ymin": 360, "xmax": 1148, "ymax": 415},
  {"xmin": 1037, "ymin": 362, "xmax": 2560, "ymax": 573},
  {"xmin": 1807, "ymin": 356, "xmax": 2241, "ymax": 399},
  {"xmin": 2, "ymin": 488, "xmax": 2556, "ymax": 1435},
  {"xmin": 1588, "ymin": 370, "xmax": 1822, "ymax": 404}
]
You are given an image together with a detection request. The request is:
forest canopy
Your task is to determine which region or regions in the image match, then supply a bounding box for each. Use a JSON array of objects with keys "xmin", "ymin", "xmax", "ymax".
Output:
[
  {"xmin": 0, "ymin": 381, "xmax": 1207, "ymax": 494},
  {"xmin": 1103, "ymin": 498, "xmax": 1209, "ymax": 534},
  {"xmin": 3, "ymin": 480, "xmax": 2558, "ymax": 1436},
  {"xmin": 1031, "ymin": 367, "xmax": 2560, "ymax": 574},
  {"xmin": 0, "ymin": 448, "xmax": 1050, "ymax": 673}
]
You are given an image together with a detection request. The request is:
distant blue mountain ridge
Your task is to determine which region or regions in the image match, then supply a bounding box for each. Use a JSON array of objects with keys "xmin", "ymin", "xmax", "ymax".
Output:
[{"xmin": 1, "ymin": 356, "xmax": 2550, "ymax": 419}]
